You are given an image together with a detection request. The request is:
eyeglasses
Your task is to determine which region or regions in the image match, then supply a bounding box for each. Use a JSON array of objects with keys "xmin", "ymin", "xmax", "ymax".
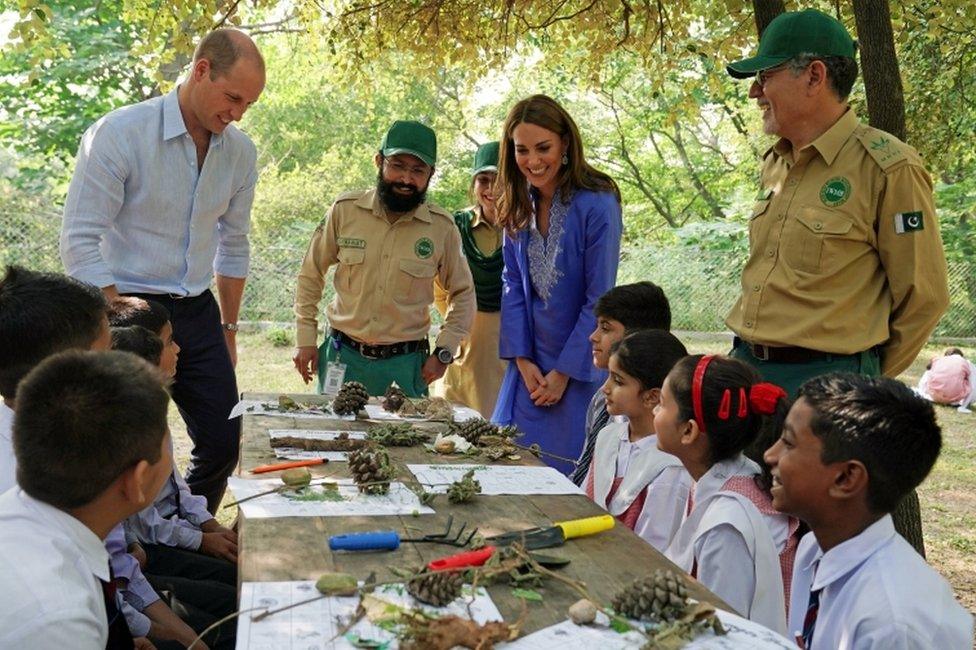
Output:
[
  {"xmin": 754, "ymin": 64, "xmax": 791, "ymax": 88},
  {"xmin": 383, "ymin": 158, "xmax": 431, "ymax": 178}
]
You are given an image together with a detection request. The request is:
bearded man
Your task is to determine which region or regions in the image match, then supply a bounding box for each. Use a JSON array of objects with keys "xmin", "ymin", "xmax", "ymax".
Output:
[{"xmin": 293, "ymin": 120, "xmax": 475, "ymax": 397}]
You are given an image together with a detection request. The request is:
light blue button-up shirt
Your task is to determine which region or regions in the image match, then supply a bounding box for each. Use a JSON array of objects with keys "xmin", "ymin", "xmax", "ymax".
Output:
[{"xmin": 61, "ymin": 88, "xmax": 257, "ymax": 296}]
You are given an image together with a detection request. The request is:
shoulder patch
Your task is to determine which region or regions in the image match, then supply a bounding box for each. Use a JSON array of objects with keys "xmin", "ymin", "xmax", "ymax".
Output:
[
  {"xmin": 334, "ymin": 189, "xmax": 366, "ymax": 203},
  {"xmin": 854, "ymin": 126, "xmax": 917, "ymax": 171}
]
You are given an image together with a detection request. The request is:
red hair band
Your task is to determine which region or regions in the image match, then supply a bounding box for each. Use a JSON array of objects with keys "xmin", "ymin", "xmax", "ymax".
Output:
[
  {"xmin": 748, "ymin": 383, "xmax": 788, "ymax": 415},
  {"xmin": 691, "ymin": 355, "xmax": 714, "ymax": 433}
]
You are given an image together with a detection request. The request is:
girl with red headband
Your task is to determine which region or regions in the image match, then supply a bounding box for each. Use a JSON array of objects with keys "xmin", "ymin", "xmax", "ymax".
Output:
[
  {"xmin": 655, "ymin": 354, "xmax": 798, "ymax": 636},
  {"xmin": 583, "ymin": 330, "xmax": 691, "ymax": 552}
]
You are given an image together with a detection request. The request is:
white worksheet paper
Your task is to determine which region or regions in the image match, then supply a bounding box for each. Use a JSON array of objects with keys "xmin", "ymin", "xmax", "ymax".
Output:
[
  {"xmin": 226, "ymin": 477, "xmax": 434, "ymax": 519},
  {"xmin": 364, "ymin": 403, "xmax": 481, "ymax": 423},
  {"xmin": 229, "ymin": 399, "xmax": 356, "ymax": 421},
  {"xmin": 503, "ymin": 609, "xmax": 795, "ymax": 649},
  {"xmin": 236, "ymin": 580, "xmax": 502, "ymax": 650},
  {"xmin": 268, "ymin": 429, "xmax": 367, "ymax": 462},
  {"xmin": 407, "ymin": 464, "xmax": 585, "ymax": 496}
]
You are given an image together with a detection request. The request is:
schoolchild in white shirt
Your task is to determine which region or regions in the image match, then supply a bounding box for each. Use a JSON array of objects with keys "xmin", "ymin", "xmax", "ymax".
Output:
[
  {"xmin": 656, "ymin": 354, "xmax": 798, "ymax": 635},
  {"xmin": 0, "ymin": 351, "xmax": 173, "ymax": 649},
  {"xmin": 0, "ymin": 266, "xmax": 112, "ymax": 495},
  {"xmin": 765, "ymin": 373, "xmax": 973, "ymax": 649},
  {"xmin": 584, "ymin": 329, "xmax": 691, "ymax": 551}
]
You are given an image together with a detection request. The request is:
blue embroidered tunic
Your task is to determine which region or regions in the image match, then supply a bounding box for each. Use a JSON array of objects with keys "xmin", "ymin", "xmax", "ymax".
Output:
[{"xmin": 492, "ymin": 189, "xmax": 622, "ymax": 474}]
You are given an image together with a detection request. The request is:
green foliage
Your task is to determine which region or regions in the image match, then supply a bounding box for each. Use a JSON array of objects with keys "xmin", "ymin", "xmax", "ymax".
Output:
[{"xmin": 264, "ymin": 327, "xmax": 292, "ymax": 347}]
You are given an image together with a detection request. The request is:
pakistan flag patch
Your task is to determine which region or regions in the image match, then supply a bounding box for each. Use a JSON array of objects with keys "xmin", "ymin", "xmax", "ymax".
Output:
[
  {"xmin": 415, "ymin": 237, "xmax": 434, "ymax": 258},
  {"xmin": 820, "ymin": 177, "xmax": 851, "ymax": 207},
  {"xmin": 895, "ymin": 211, "xmax": 924, "ymax": 234}
]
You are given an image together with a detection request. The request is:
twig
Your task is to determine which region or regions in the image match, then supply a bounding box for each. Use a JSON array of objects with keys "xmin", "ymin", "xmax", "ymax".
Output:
[
  {"xmin": 222, "ymin": 476, "xmax": 340, "ymax": 508},
  {"xmin": 511, "ymin": 442, "xmax": 580, "ymax": 467},
  {"xmin": 187, "ymin": 606, "xmax": 266, "ymax": 649}
]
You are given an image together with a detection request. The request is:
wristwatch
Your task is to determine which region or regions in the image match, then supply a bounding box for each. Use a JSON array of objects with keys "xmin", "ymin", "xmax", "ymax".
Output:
[
  {"xmin": 222, "ymin": 322, "xmax": 239, "ymax": 332},
  {"xmin": 434, "ymin": 346, "xmax": 454, "ymax": 364}
]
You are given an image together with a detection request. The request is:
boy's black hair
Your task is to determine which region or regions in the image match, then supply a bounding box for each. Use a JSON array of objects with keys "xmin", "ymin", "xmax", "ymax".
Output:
[
  {"xmin": 14, "ymin": 350, "xmax": 169, "ymax": 509},
  {"xmin": 944, "ymin": 347, "xmax": 964, "ymax": 357},
  {"xmin": 594, "ymin": 281, "xmax": 671, "ymax": 332},
  {"xmin": 668, "ymin": 354, "xmax": 789, "ymax": 489},
  {"xmin": 107, "ymin": 296, "xmax": 170, "ymax": 336},
  {"xmin": 0, "ymin": 266, "xmax": 107, "ymax": 399},
  {"xmin": 111, "ymin": 326, "xmax": 163, "ymax": 366},
  {"xmin": 611, "ymin": 330, "xmax": 687, "ymax": 391},
  {"xmin": 798, "ymin": 373, "xmax": 942, "ymax": 514}
]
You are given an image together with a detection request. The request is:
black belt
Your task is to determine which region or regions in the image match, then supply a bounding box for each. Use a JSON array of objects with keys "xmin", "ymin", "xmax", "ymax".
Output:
[
  {"xmin": 734, "ymin": 336, "xmax": 842, "ymax": 364},
  {"xmin": 331, "ymin": 329, "xmax": 428, "ymax": 360}
]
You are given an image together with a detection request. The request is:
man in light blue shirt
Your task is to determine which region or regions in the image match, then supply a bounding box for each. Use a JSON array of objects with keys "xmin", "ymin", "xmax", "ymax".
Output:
[{"xmin": 61, "ymin": 29, "xmax": 266, "ymax": 513}]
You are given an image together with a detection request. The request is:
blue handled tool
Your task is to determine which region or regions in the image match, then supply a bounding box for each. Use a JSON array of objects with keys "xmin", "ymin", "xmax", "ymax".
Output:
[{"xmin": 329, "ymin": 515, "xmax": 477, "ymax": 552}]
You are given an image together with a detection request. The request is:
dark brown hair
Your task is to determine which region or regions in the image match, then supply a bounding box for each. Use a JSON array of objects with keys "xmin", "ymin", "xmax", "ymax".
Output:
[{"xmin": 495, "ymin": 94, "xmax": 620, "ymax": 233}]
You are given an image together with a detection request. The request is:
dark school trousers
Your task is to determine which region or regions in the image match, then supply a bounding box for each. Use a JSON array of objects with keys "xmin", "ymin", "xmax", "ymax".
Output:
[
  {"xmin": 127, "ymin": 290, "xmax": 241, "ymax": 513},
  {"xmin": 143, "ymin": 544, "xmax": 237, "ymax": 650}
]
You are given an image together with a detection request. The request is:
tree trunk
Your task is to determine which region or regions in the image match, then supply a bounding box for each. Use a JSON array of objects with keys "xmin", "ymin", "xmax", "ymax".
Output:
[
  {"xmin": 852, "ymin": 0, "xmax": 923, "ymax": 557},
  {"xmin": 851, "ymin": 0, "xmax": 907, "ymax": 140},
  {"xmin": 752, "ymin": 0, "xmax": 785, "ymax": 35}
]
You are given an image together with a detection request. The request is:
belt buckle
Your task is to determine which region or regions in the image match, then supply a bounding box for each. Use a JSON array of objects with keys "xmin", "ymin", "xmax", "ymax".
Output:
[
  {"xmin": 360, "ymin": 344, "xmax": 381, "ymax": 360},
  {"xmin": 751, "ymin": 343, "xmax": 771, "ymax": 361}
]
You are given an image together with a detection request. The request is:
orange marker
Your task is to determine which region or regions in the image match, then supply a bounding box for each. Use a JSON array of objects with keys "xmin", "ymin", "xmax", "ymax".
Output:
[{"xmin": 250, "ymin": 458, "xmax": 326, "ymax": 474}]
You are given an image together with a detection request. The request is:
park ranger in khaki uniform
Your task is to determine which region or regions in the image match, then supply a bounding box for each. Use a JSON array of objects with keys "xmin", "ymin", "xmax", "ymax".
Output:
[
  {"xmin": 293, "ymin": 120, "xmax": 475, "ymax": 397},
  {"xmin": 724, "ymin": 9, "xmax": 949, "ymax": 398}
]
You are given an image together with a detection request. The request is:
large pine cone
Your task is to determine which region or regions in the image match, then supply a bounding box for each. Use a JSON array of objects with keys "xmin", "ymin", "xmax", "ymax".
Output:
[
  {"xmin": 611, "ymin": 569, "xmax": 689, "ymax": 623},
  {"xmin": 448, "ymin": 418, "xmax": 497, "ymax": 445},
  {"xmin": 407, "ymin": 570, "xmax": 464, "ymax": 607},
  {"xmin": 347, "ymin": 446, "xmax": 394, "ymax": 495},
  {"xmin": 332, "ymin": 381, "xmax": 369, "ymax": 416}
]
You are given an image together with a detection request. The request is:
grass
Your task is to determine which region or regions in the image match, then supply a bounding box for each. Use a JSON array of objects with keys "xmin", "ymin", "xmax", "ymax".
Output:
[{"xmin": 169, "ymin": 330, "xmax": 976, "ymax": 623}]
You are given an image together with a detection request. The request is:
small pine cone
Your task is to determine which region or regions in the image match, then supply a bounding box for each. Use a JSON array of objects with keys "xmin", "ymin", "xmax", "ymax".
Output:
[
  {"xmin": 449, "ymin": 418, "xmax": 496, "ymax": 445},
  {"xmin": 611, "ymin": 569, "xmax": 689, "ymax": 623},
  {"xmin": 407, "ymin": 570, "xmax": 464, "ymax": 607},
  {"xmin": 332, "ymin": 381, "xmax": 369, "ymax": 415},
  {"xmin": 382, "ymin": 383, "xmax": 407, "ymax": 412},
  {"xmin": 347, "ymin": 446, "xmax": 393, "ymax": 495}
]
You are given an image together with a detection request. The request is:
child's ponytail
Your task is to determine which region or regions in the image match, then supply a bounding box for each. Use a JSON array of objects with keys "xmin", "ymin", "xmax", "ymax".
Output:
[{"xmin": 668, "ymin": 355, "xmax": 789, "ymax": 486}]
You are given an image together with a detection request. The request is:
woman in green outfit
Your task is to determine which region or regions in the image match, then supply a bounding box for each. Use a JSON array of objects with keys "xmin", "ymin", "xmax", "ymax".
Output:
[{"xmin": 433, "ymin": 142, "xmax": 506, "ymax": 417}]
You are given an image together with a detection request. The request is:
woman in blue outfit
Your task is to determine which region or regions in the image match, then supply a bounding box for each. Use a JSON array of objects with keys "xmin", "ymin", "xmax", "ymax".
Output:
[{"xmin": 491, "ymin": 94, "xmax": 622, "ymax": 475}]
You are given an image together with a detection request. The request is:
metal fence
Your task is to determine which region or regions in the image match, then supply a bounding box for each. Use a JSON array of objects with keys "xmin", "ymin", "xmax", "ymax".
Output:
[{"xmin": 3, "ymin": 209, "xmax": 975, "ymax": 338}]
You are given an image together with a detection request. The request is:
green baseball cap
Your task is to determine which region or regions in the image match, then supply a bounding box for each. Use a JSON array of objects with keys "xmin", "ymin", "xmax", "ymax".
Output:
[
  {"xmin": 380, "ymin": 120, "xmax": 437, "ymax": 166},
  {"xmin": 727, "ymin": 9, "xmax": 856, "ymax": 79},
  {"xmin": 471, "ymin": 141, "xmax": 499, "ymax": 176}
]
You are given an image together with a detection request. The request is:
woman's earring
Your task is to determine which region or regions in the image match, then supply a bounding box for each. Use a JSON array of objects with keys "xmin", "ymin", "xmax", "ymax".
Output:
[{"xmin": 561, "ymin": 153, "xmax": 569, "ymax": 166}]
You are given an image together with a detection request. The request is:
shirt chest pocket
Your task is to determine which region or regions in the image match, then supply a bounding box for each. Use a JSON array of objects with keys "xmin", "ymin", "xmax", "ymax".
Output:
[
  {"xmin": 394, "ymin": 259, "xmax": 436, "ymax": 307},
  {"xmin": 784, "ymin": 207, "xmax": 854, "ymax": 274},
  {"xmin": 336, "ymin": 248, "xmax": 366, "ymax": 294}
]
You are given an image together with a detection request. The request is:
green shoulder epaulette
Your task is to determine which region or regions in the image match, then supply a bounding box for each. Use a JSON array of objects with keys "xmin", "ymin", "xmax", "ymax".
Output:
[{"xmin": 854, "ymin": 125, "xmax": 914, "ymax": 171}]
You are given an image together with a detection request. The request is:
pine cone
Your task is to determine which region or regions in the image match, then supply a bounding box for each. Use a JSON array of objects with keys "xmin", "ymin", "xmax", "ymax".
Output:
[
  {"xmin": 332, "ymin": 381, "xmax": 369, "ymax": 416},
  {"xmin": 611, "ymin": 569, "xmax": 689, "ymax": 623},
  {"xmin": 347, "ymin": 446, "xmax": 394, "ymax": 495},
  {"xmin": 449, "ymin": 418, "xmax": 497, "ymax": 445},
  {"xmin": 366, "ymin": 422, "xmax": 428, "ymax": 447},
  {"xmin": 421, "ymin": 396, "xmax": 453, "ymax": 421},
  {"xmin": 407, "ymin": 570, "xmax": 464, "ymax": 607},
  {"xmin": 382, "ymin": 383, "xmax": 407, "ymax": 412},
  {"xmin": 446, "ymin": 469, "xmax": 481, "ymax": 504}
]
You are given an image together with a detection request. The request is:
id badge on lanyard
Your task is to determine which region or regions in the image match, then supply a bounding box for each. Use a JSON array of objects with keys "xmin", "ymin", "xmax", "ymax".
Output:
[{"xmin": 322, "ymin": 336, "xmax": 346, "ymax": 395}]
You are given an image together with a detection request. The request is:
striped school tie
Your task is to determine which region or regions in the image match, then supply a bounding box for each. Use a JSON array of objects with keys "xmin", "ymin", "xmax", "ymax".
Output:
[
  {"xmin": 801, "ymin": 587, "xmax": 822, "ymax": 649},
  {"xmin": 100, "ymin": 572, "xmax": 135, "ymax": 650}
]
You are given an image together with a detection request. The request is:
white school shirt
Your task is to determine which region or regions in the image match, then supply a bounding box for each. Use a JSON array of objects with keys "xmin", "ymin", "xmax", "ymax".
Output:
[
  {"xmin": 665, "ymin": 454, "xmax": 789, "ymax": 635},
  {"xmin": 0, "ymin": 402, "xmax": 15, "ymax": 494},
  {"xmin": 789, "ymin": 516, "xmax": 973, "ymax": 649},
  {"xmin": 585, "ymin": 421, "xmax": 690, "ymax": 552},
  {"xmin": 0, "ymin": 489, "xmax": 109, "ymax": 649}
]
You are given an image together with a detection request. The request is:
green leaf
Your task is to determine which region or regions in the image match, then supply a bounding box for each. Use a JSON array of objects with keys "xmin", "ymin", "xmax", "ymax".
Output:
[
  {"xmin": 511, "ymin": 588, "xmax": 543, "ymax": 602},
  {"xmin": 609, "ymin": 616, "xmax": 632, "ymax": 634}
]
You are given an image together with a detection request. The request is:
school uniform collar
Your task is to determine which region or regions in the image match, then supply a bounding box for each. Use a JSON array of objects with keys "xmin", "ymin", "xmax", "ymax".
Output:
[
  {"xmin": 0, "ymin": 402, "xmax": 12, "ymax": 442},
  {"xmin": 17, "ymin": 489, "xmax": 111, "ymax": 581},
  {"xmin": 805, "ymin": 514, "xmax": 896, "ymax": 591},
  {"xmin": 694, "ymin": 453, "xmax": 759, "ymax": 505},
  {"xmin": 772, "ymin": 108, "xmax": 858, "ymax": 167},
  {"xmin": 614, "ymin": 425, "xmax": 658, "ymax": 450},
  {"xmin": 360, "ymin": 188, "xmax": 432, "ymax": 224},
  {"xmin": 162, "ymin": 86, "xmax": 225, "ymax": 149}
]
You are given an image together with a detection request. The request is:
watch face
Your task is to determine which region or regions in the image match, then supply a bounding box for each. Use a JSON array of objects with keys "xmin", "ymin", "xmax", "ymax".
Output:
[{"xmin": 437, "ymin": 349, "xmax": 452, "ymax": 363}]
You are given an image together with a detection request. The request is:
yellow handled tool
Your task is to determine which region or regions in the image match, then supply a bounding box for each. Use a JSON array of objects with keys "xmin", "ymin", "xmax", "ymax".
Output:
[
  {"xmin": 555, "ymin": 514, "xmax": 615, "ymax": 540},
  {"xmin": 486, "ymin": 514, "xmax": 615, "ymax": 550}
]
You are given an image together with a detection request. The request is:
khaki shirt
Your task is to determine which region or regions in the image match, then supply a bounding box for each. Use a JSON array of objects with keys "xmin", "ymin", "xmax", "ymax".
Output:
[
  {"xmin": 295, "ymin": 189, "xmax": 475, "ymax": 351},
  {"xmin": 433, "ymin": 207, "xmax": 501, "ymax": 316},
  {"xmin": 726, "ymin": 109, "xmax": 949, "ymax": 377}
]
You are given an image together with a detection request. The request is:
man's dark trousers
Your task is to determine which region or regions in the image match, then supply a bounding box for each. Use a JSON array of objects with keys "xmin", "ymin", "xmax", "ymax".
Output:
[{"xmin": 129, "ymin": 290, "xmax": 240, "ymax": 513}]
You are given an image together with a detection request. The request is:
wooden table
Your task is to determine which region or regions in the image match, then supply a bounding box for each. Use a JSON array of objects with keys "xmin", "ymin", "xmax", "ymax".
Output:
[{"xmin": 234, "ymin": 392, "xmax": 730, "ymax": 637}]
